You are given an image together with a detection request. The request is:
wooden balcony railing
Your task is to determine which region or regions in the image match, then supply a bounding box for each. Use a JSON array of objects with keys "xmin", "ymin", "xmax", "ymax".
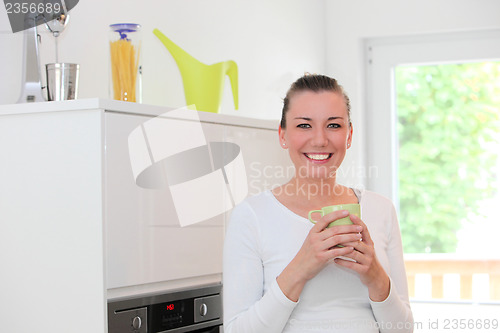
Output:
[{"xmin": 404, "ymin": 254, "xmax": 500, "ymax": 301}]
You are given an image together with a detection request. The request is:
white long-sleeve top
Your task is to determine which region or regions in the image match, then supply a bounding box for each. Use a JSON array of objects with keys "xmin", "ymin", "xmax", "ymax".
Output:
[{"xmin": 223, "ymin": 189, "xmax": 414, "ymax": 333}]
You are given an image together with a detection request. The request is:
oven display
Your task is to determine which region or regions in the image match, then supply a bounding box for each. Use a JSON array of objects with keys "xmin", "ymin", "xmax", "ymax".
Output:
[{"xmin": 150, "ymin": 299, "xmax": 195, "ymax": 332}]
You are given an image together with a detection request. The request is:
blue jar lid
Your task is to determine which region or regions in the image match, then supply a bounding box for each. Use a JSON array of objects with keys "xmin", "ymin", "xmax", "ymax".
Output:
[{"xmin": 110, "ymin": 23, "xmax": 141, "ymax": 39}]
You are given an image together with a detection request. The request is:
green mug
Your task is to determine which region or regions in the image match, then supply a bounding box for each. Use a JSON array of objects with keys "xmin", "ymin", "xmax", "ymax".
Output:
[{"xmin": 308, "ymin": 203, "xmax": 361, "ymax": 227}]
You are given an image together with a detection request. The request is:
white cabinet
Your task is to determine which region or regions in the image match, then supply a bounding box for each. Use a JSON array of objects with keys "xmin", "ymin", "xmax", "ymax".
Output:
[
  {"xmin": 0, "ymin": 108, "xmax": 106, "ymax": 332},
  {"xmin": 0, "ymin": 99, "xmax": 291, "ymax": 333}
]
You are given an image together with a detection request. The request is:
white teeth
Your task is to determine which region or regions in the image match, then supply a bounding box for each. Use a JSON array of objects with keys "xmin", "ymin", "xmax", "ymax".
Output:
[{"xmin": 305, "ymin": 153, "xmax": 331, "ymax": 161}]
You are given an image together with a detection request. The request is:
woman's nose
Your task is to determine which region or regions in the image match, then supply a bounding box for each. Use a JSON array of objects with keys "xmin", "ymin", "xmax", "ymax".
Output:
[{"xmin": 311, "ymin": 128, "xmax": 328, "ymax": 147}]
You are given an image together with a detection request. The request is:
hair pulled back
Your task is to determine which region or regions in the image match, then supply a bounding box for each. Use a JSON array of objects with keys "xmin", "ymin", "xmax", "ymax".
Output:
[{"xmin": 280, "ymin": 74, "xmax": 351, "ymax": 129}]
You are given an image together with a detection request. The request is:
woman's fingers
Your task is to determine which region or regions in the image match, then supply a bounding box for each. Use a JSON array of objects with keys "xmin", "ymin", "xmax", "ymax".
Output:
[
  {"xmin": 307, "ymin": 211, "xmax": 369, "ymax": 266},
  {"xmin": 313, "ymin": 213, "xmax": 364, "ymax": 249},
  {"xmin": 349, "ymin": 214, "xmax": 374, "ymax": 246},
  {"xmin": 327, "ymin": 245, "xmax": 355, "ymax": 258},
  {"xmin": 337, "ymin": 243, "xmax": 369, "ymax": 266},
  {"xmin": 322, "ymin": 223, "xmax": 362, "ymax": 238},
  {"xmin": 310, "ymin": 210, "xmax": 350, "ymax": 232},
  {"xmin": 322, "ymin": 231, "xmax": 362, "ymax": 250}
]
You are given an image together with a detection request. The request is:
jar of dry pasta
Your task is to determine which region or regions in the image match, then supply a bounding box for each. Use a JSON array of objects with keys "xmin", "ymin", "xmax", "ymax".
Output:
[{"xmin": 109, "ymin": 23, "xmax": 142, "ymax": 102}]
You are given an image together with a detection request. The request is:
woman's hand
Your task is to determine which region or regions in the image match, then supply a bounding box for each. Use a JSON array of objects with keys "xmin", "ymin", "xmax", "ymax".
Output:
[
  {"xmin": 334, "ymin": 214, "xmax": 391, "ymax": 302},
  {"xmin": 277, "ymin": 210, "xmax": 363, "ymax": 302}
]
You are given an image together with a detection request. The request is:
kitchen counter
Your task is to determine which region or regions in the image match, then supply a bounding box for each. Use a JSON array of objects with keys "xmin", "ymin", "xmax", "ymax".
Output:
[{"xmin": 0, "ymin": 98, "xmax": 280, "ymax": 130}]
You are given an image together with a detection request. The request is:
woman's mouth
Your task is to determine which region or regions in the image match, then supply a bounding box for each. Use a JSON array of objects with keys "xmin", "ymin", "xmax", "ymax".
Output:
[{"xmin": 304, "ymin": 153, "xmax": 332, "ymax": 161}]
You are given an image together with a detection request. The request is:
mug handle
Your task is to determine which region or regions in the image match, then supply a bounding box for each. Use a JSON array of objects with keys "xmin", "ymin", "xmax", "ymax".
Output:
[{"xmin": 308, "ymin": 210, "xmax": 323, "ymax": 223}]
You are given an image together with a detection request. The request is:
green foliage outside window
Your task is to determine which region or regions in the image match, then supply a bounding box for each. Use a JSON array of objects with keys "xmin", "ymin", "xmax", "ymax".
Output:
[{"xmin": 396, "ymin": 62, "xmax": 500, "ymax": 253}]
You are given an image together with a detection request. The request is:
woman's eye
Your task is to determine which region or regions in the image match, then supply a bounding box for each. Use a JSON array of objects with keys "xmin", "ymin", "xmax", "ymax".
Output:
[
  {"xmin": 328, "ymin": 123, "xmax": 341, "ymax": 128},
  {"xmin": 297, "ymin": 123, "xmax": 311, "ymax": 128}
]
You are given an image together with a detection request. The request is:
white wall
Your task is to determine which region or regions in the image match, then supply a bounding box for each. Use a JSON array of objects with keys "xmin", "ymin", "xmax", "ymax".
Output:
[
  {"xmin": 3, "ymin": 0, "xmax": 500, "ymax": 186},
  {"xmin": 0, "ymin": 0, "xmax": 326, "ymax": 119},
  {"xmin": 325, "ymin": 0, "xmax": 500, "ymax": 188}
]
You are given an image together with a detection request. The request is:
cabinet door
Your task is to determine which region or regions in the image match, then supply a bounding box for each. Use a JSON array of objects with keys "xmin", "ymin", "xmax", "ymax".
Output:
[
  {"xmin": 105, "ymin": 112, "xmax": 291, "ymax": 291},
  {"xmin": 0, "ymin": 110, "xmax": 106, "ymax": 333},
  {"xmin": 105, "ymin": 112, "xmax": 226, "ymax": 290},
  {"xmin": 223, "ymin": 123, "xmax": 292, "ymax": 197}
]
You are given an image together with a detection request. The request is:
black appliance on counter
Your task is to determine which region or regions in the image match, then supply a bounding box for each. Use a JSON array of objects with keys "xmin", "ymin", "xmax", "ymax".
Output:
[{"xmin": 108, "ymin": 284, "xmax": 222, "ymax": 333}]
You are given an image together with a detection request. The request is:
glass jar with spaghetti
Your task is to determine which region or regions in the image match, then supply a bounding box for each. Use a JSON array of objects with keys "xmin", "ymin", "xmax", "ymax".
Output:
[{"xmin": 109, "ymin": 23, "xmax": 142, "ymax": 102}]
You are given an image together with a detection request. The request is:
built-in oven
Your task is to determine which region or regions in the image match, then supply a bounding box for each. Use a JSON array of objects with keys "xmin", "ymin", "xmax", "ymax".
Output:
[{"xmin": 108, "ymin": 284, "xmax": 222, "ymax": 333}]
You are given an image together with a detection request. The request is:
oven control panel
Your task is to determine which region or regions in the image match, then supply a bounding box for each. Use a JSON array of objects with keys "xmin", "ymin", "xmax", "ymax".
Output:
[
  {"xmin": 110, "ymin": 307, "xmax": 147, "ymax": 333},
  {"xmin": 108, "ymin": 284, "xmax": 222, "ymax": 333}
]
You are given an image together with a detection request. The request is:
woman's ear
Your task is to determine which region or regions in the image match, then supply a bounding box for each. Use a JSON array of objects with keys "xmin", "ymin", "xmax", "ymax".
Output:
[
  {"xmin": 347, "ymin": 123, "xmax": 353, "ymax": 148},
  {"xmin": 279, "ymin": 125, "xmax": 287, "ymax": 148}
]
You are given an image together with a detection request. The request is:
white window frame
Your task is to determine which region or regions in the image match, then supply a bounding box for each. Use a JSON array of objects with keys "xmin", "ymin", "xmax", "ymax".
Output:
[{"xmin": 364, "ymin": 29, "xmax": 500, "ymax": 208}]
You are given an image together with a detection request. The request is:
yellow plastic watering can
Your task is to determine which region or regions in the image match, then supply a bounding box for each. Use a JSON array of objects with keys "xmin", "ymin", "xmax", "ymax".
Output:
[{"xmin": 153, "ymin": 29, "xmax": 238, "ymax": 113}]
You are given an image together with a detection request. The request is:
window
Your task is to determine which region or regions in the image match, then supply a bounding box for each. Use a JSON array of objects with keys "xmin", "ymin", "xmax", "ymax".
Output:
[
  {"xmin": 396, "ymin": 61, "xmax": 500, "ymax": 254},
  {"xmin": 365, "ymin": 30, "xmax": 500, "ymax": 328}
]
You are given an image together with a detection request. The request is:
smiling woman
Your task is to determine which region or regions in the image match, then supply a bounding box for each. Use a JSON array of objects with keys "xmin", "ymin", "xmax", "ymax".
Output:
[
  {"xmin": 223, "ymin": 74, "xmax": 414, "ymax": 332},
  {"xmin": 278, "ymin": 90, "xmax": 352, "ymax": 184}
]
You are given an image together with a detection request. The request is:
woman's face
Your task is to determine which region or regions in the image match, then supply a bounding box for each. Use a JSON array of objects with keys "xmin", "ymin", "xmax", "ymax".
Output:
[{"xmin": 279, "ymin": 90, "xmax": 352, "ymax": 180}]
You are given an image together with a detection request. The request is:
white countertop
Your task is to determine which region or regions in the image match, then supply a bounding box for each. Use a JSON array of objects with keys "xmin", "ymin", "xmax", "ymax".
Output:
[{"xmin": 0, "ymin": 99, "xmax": 280, "ymax": 130}]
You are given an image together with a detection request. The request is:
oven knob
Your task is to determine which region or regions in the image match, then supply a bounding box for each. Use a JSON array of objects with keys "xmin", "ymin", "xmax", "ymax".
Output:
[
  {"xmin": 132, "ymin": 316, "xmax": 142, "ymax": 330},
  {"xmin": 199, "ymin": 303, "xmax": 208, "ymax": 316}
]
